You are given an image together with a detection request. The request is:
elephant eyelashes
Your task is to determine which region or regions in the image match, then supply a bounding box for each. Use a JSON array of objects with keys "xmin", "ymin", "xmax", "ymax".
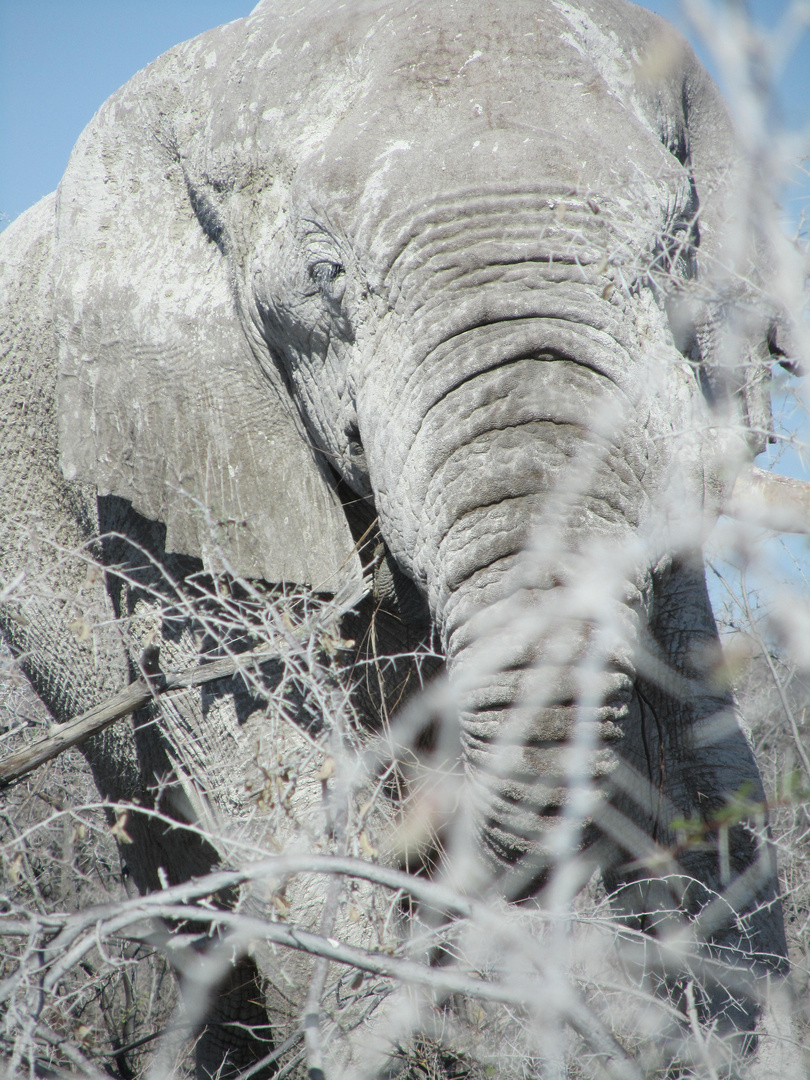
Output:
[{"xmin": 308, "ymin": 259, "xmax": 346, "ymax": 299}]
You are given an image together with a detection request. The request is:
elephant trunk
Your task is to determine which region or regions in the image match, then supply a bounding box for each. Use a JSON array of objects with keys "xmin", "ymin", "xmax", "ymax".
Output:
[
  {"xmin": 448, "ymin": 562, "xmax": 645, "ymax": 883},
  {"xmin": 361, "ymin": 305, "xmax": 669, "ymax": 886}
]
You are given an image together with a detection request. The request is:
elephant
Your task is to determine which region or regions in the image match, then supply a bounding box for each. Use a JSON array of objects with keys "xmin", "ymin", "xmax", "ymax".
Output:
[{"xmin": 0, "ymin": 0, "xmax": 802, "ymax": 1075}]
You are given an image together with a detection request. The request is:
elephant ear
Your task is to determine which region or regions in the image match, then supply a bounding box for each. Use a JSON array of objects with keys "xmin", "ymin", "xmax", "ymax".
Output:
[
  {"xmin": 54, "ymin": 30, "xmax": 361, "ymax": 591},
  {"xmin": 675, "ymin": 52, "xmax": 783, "ymax": 456}
]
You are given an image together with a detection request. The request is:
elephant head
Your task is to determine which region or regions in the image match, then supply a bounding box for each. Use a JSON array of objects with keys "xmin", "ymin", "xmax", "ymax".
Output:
[{"xmin": 7, "ymin": 0, "xmax": 799, "ymax": 1066}]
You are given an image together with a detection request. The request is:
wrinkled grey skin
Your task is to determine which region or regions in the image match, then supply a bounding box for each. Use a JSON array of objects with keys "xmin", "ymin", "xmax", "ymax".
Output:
[{"xmin": 0, "ymin": 0, "xmax": 790, "ymax": 1074}]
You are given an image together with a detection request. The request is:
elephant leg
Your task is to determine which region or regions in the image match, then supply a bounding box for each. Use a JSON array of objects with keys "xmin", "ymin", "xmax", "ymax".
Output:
[
  {"xmin": 604, "ymin": 555, "xmax": 787, "ymax": 1044},
  {"xmin": 193, "ymin": 956, "xmax": 275, "ymax": 1080}
]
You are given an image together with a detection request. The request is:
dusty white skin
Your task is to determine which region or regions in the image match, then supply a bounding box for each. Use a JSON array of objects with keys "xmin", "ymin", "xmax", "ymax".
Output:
[{"xmin": 0, "ymin": 0, "xmax": 795, "ymax": 1073}]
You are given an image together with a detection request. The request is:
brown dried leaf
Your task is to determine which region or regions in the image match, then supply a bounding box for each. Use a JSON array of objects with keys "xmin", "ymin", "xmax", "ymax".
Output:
[{"xmin": 315, "ymin": 757, "xmax": 335, "ymax": 781}]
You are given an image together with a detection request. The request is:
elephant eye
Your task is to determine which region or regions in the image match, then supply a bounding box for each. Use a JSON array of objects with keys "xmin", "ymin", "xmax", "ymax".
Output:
[{"xmin": 308, "ymin": 260, "xmax": 345, "ymax": 292}]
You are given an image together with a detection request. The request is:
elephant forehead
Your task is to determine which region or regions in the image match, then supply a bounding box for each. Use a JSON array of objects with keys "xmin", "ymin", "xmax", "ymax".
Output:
[
  {"xmin": 200, "ymin": 0, "xmax": 680, "ymax": 208},
  {"xmin": 299, "ymin": 116, "xmax": 672, "ymax": 244}
]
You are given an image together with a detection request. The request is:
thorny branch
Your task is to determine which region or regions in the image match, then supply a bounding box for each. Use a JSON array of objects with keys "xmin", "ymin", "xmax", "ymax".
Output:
[{"xmin": 1, "ymin": 856, "xmax": 648, "ymax": 1079}]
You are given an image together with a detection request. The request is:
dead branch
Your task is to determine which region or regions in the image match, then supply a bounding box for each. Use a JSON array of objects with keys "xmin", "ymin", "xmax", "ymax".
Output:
[
  {"xmin": 727, "ymin": 467, "xmax": 810, "ymax": 534},
  {"xmin": 0, "ymin": 648, "xmax": 280, "ymax": 788}
]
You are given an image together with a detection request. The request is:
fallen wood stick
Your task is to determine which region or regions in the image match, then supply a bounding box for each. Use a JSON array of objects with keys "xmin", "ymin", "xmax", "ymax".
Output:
[{"xmin": 0, "ymin": 649, "xmax": 280, "ymax": 788}]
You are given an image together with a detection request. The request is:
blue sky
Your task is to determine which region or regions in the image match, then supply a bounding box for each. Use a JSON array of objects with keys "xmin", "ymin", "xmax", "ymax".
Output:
[
  {"xmin": 1, "ymin": 0, "xmax": 808, "ymax": 228},
  {"xmin": 0, "ymin": 1, "xmax": 252, "ymax": 226}
]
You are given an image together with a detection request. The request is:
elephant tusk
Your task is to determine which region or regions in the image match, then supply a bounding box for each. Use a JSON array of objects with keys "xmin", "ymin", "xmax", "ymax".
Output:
[{"xmin": 726, "ymin": 466, "xmax": 810, "ymax": 534}]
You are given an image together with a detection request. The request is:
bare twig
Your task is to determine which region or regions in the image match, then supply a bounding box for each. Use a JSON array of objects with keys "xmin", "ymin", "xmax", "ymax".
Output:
[
  {"xmin": 684, "ymin": 980, "xmax": 722, "ymax": 1080},
  {"xmin": 122, "ymin": 904, "xmax": 646, "ymax": 1080}
]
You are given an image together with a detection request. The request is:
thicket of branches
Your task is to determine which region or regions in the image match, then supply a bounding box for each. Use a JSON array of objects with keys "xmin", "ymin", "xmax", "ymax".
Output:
[{"xmin": 1, "ymin": 1, "xmax": 810, "ymax": 1078}]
